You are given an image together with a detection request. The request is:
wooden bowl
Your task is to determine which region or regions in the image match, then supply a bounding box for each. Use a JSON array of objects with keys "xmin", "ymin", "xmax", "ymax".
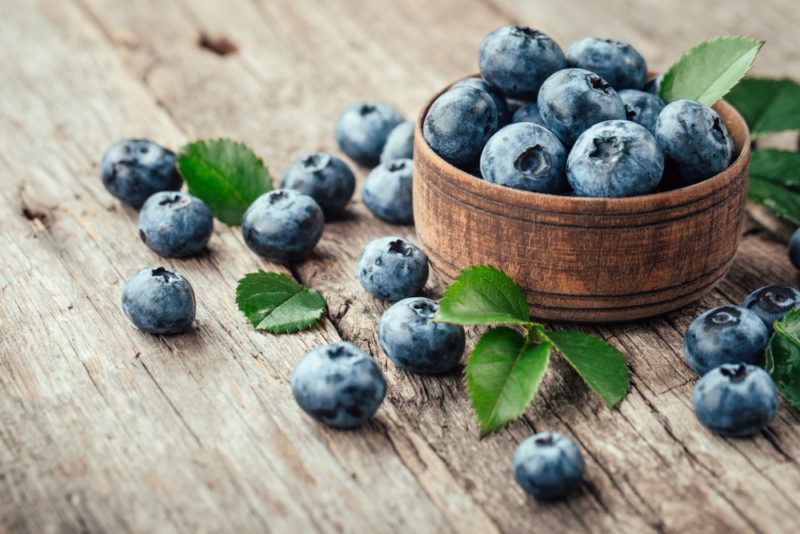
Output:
[{"xmin": 412, "ymin": 77, "xmax": 751, "ymax": 323}]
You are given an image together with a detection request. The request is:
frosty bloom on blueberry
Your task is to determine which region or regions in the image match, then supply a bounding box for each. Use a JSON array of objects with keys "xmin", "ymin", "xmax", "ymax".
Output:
[
  {"xmin": 335, "ymin": 101, "xmax": 403, "ymax": 167},
  {"xmin": 511, "ymin": 102, "xmax": 545, "ymax": 126},
  {"xmin": 512, "ymin": 432, "xmax": 585, "ymax": 500},
  {"xmin": 101, "ymin": 139, "xmax": 182, "ymax": 209},
  {"xmin": 565, "ymin": 37, "xmax": 647, "ymax": 90},
  {"xmin": 741, "ymin": 285, "xmax": 800, "ymax": 331},
  {"xmin": 280, "ymin": 151, "xmax": 355, "ymax": 218},
  {"xmin": 122, "ymin": 267, "xmax": 196, "ymax": 335},
  {"xmin": 380, "ymin": 122, "xmax": 415, "ymax": 164},
  {"xmin": 619, "ymin": 89, "xmax": 664, "ymax": 134},
  {"xmin": 452, "ymin": 78, "xmax": 511, "ymax": 125},
  {"xmin": 357, "ymin": 236, "xmax": 428, "ymax": 302},
  {"xmin": 362, "ymin": 158, "xmax": 414, "ymax": 225},
  {"xmin": 138, "ymin": 191, "xmax": 213, "ymax": 258}
]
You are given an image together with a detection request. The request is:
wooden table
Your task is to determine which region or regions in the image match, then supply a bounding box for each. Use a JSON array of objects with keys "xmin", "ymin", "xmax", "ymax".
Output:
[{"xmin": 3, "ymin": 1, "xmax": 800, "ymax": 532}]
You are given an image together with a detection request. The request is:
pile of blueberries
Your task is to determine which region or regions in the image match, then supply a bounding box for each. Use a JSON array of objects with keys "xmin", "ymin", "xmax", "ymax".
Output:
[{"xmin": 423, "ymin": 26, "xmax": 735, "ymax": 198}]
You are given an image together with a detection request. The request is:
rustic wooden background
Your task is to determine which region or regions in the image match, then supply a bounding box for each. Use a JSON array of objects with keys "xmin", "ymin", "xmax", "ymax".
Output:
[{"xmin": 2, "ymin": 0, "xmax": 800, "ymax": 532}]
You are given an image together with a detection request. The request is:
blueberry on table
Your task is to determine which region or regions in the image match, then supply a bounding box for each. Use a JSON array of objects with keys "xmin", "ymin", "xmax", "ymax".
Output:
[
  {"xmin": 335, "ymin": 101, "xmax": 403, "ymax": 167},
  {"xmin": 683, "ymin": 305, "xmax": 769, "ymax": 376},
  {"xmin": 789, "ymin": 228, "xmax": 800, "ymax": 270},
  {"xmin": 242, "ymin": 189, "xmax": 324, "ymax": 264},
  {"xmin": 655, "ymin": 99, "xmax": 733, "ymax": 186},
  {"xmin": 565, "ymin": 37, "xmax": 647, "ymax": 90},
  {"xmin": 478, "ymin": 25, "xmax": 565, "ymax": 99},
  {"xmin": 100, "ymin": 139, "xmax": 182, "ymax": 209},
  {"xmin": 537, "ymin": 68, "xmax": 626, "ymax": 146},
  {"xmin": 379, "ymin": 297, "xmax": 465, "ymax": 374},
  {"xmin": 480, "ymin": 122, "xmax": 568, "ymax": 193},
  {"xmin": 693, "ymin": 363, "xmax": 778, "ymax": 437},
  {"xmin": 452, "ymin": 78, "xmax": 511, "ymax": 125},
  {"xmin": 291, "ymin": 342, "xmax": 386, "ymax": 429},
  {"xmin": 280, "ymin": 152, "xmax": 355, "ymax": 218},
  {"xmin": 511, "ymin": 102, "xmax": 545, "ymax": 127},
  {"xmin": 121, "ymin": 267, "xmax": 195, "ymax": 334},
  {"xmin": 567, "ymin": 120, "xmax": 663, "ymax": 198},
  {"xmin": 741, "ymin": 284, "xmax": 800, "ymax": 331},
  {"xmin": 380, "ymin": 122, "xmax": 415, "ymax": 164},
  {"xmin": 357, "ymin": 236, "xmax": 428, "ymax": 302},
  {"xmin": 512, "ymin": 432, "xmax": 585, "ymax": 500},
  {"xmin": 362, "ymin": 159, "xmax": 413, "ymax": 225},
  {"xmin": 619, "ymin": 89, "xmax": 664, "ymax": 134},
  {"xmin": 138, "ymin": 191, "xmax": 213, "ymax": 258}
]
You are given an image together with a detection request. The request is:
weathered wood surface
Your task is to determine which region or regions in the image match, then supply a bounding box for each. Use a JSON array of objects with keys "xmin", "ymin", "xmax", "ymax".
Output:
[{"xmin": 1, "ymin": 0, "xmax": 799, "ymax": 532}]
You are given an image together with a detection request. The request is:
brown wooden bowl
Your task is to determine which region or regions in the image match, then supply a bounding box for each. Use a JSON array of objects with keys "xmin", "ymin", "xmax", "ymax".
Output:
[{"xmin": 413, "ymin": 76, "xmax": 751, "ymax": 323}]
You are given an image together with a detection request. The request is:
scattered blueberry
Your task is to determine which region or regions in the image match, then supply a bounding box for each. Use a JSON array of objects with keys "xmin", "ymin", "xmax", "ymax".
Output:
[
  {"xmin": 655, "ymin": 99, "xmax": 733, "ymax": 185},
  {"xmin": 567, "ymin": 120, "xmax": 663, "ymax": 197},
  {"xmin": 121, "ymin": 267, "xmax": 195, "ymax": 334},
  {"xmin": 241, "ymin": 189, "xmax": 324, "ymax": 264},
  {"xmin": 357, "ymin": 236, "xmax": 428, "ymax": 301},
  {"xmin": 380, "ymin": 122, "xmax": 415, "ymax": 164},
  {"xmin": 100, "ymin": 139, "xmax": 182, "ymax": 209},
  {"xmin": 478, "ymin": 26, "xmax": 565, "ymax": 99},
  {"xmin": 619, "ymin": 89, "xmax": 664, "ymax": 134},
  {"xmin": 537, "ymin": 68, "xmax": 626, "ymax": 146},
  {"xmin": 512, "ymin": 432, "xmax": 585, "ymax": 500},
  {"xmin": 379, "ymin": 297, "xmax": 465, "ymax": 374},
  {"xmin": 741, "ymin": 285, "xmax": 800, "ymax": 331},
  {"xmin": 480, "ymin": 122, "xmax": 568, "ymax": 193},
  {"xmin": 291, "ymin": 342, "xmax": 386, "ymax": 429},
  {"xmin": 511, "ymin": 102, "xmax": 545, "ymax": 126},
  {"xmin": 693, "ymin": 363, "xmax": 778, "ymax": 437},
  {"xmin": 683, "ymin": 305, "xmax": 769, "ymax": 376},
  {"xmin": 137, "ymin": 191, "xmax": 213, "ymax": 258},
  {"xmin": 280, "ymin": 152, "xmax": 355, "ymax": 218},
  {"xmin": 362, "ymin": 159, "xmax": 413, "ymax": 224},
  {"xmin": 565, "ymin": 37, "xmax": 647, "ymax": 90},
  {"xmin": 644, "ymin": 74, "xmax": 663, "ymax": 96},
  {"xmin": 453, "ymin": 78, "xmax": 511, "ymax": 125},
  {"xmin": 789, "ymin": 228, "xmax": 800, "ymax": 270},
  {"xmin": 335, "ymin": 101, "xmax": 403, "ymax": 167}
]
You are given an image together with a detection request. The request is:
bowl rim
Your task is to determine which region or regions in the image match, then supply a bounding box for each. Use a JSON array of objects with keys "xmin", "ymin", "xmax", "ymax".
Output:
[{"xmin": 414, "ymin": 74, "xmax": 751, "ymax": 216}]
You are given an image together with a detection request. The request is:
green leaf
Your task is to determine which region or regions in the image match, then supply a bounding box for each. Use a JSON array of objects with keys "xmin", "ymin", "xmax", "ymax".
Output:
[
  {"xmin": 726, "ymin": 78, "xmax": 800, "ymax": 137},
  {"xmin": 434, "ymin": 265, "xmax": 531, "ymax": 326},
  {"xmin": 466, "ymin": 327, "xmax": 550, "ymax": 437},
  {"xmin": 177, "ymin": 139, "xmax": 273, "ymax": 225},
  {"xmin": 544, "ymin": 331, "xmax": 630, "ymax": 408},
  {"xmin": 750, "ymin": 149, "xmax": 800, "ymax": 187},
  {"xmin": 765, "ymin": 309, "xmax": 800, "ymax": 411},
  {"xmin": 235, "ymin": 271, "xmax": 325, "ymax": 334},
  {"xmin": 748, "ymin": 176, "xmax": 800, "ymax": 225},
  {"xmin": 660, "ymin": 36, "xmax": 764, "ymax": 106}
]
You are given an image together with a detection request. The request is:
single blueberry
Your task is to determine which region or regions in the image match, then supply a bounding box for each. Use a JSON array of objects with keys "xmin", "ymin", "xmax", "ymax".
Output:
[
  {"xmin": 683, "ymin": 305, "xmax": 769, "ymax": 376},
  {"xmin": 423, "ymin": 85, "xmax": 499, "ymax": 168},
  {"xmin": 363, "ymin": 159, "xmax": 413, "ymax": 225},
  {"xmin": 693, "ymin": 363, "xmax": 778, "ymax": 437},
  {"xmin": 100, "ymin": 139, "xmax": 182, "ymax": 209},
  {"xmin": 655, "ymin": 99, "xmax": 733, "ymax": 185},
  {"xmin": 537, "ymin": 68, "xmax": 626, "ymax": 146},
  {"xmin": 453, "ymin": 78, "xmax": 511, "ymax": 125},
  {"xmin": 644, "ymin": 74, "xmax": 663, "ymax": 96},
  {"xmin": 379, "ymin": 297, "xmax": 465, "ymax": 374},
  {"xmin": 480, "ymin": 122, "xmax": 568, "ymax": 193},
  {"xmin": 380, "ymin": 122, "xmax": 415, "ymax": 164},
  {"xmin": 741, "ymin": 285, "xmax": 800, "ymax": 331},
  {"xmin": 567, "ymin": 120, "xmax": 663, "ymax": 198},
  {"xmin": 138, "ymin": 191, "xmax": 213, "ymax": 258},
  {"xmin": 511, "ymin": 102, "xmax": 545, "ymax": 127},
  {"xmin": 280, "ymin": 152, "xmax": 355, "ymax": 218},
  {"xmin": 478, "ymin": 26, "xmax": 566, "ymax": 99},
  {"xmin": 291, "ymin": 342, "xmax": 386, "ymax": 429},
  {"xmin": 121, "ymin": 267, "xmax": 195, "ymax": 334},
  {"xmin": 241, "ymin": 189, "xmax": 324, "ymax": 264},
  {"xmin": 357, "ymin": 236, "xmax": 428, "ymax": 302},
  {"xmin": 619, "ymin": 89, "xmax": 664, "ymax": 134},
  {"xmin": 565, "ymin": 37, "xmax": 647, "ymax": 90},
  {"xmin": 512, "ymin": 432, "xmax": 585, "ymax": 500},
  {"xmin": 335, "ymin": 101, "xmax": 403, "ymax": 167},
  {"xmin": 789, "ymin": 228, "xmax": 800, "ymax": 270}
]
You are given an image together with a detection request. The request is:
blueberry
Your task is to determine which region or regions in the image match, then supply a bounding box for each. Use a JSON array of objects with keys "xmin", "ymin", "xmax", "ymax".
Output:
[
  {"xmin": 644, "ymin": 74, "xmax": 663, "ymax": 96},
  {"xmin": 121, "ymin": 267, "xmax": 195, "ymax": 334},
  {"xmin": 280, "ymin": 152, "xmax": 355, "ymax": 218},
  {"xmin": 242, "ymin": 189, "xmax": 324, "ymax": 264},
  {"xmin": 357, "ymin": 236, "xmax": 428, "ymax": 301},
  {"xmin": 453, "ymin": 78, "xmax": 511, "ymax": 125},
  {"xmin": 291, "ymin": 342, "xmax": 386, "ymax": 429},
  {"xmin": 693, "ymin": 363, "xmax": 778, "ymax": 437},
  {"xmin": 655, "ymin": 99, "xmax": 733, "ymax": 185},
  {"xmin": 567, "ymin": 120, "xmax": 663, "ymax": 198},
  {"xmin": 480, "ymin": 123, "xmax": 567, "ymax": 193},
  {"xmin": 478, "ymin": 26, "xmax": 565, "ymax": 99},
  {"xmin": 537, "ymin": 68, "xmax": 626, "ymax": 146},
  {"xmin": 512, "ymin": 432, "xmax": 585, "ymax": 500},
  {"xmin": 362, "ymin": 159, "xmax": 413, "ymax": 225},
  {"xmin": 100, "ymin": 139, "xmax": 182, "ymax": 209},
  {"xmin": 619, "ymin": 89, "xmax": 664, "ymax": 134},
  {"xmin": 379, "ymin": 297, "xmax": 465, "ymax": 374},
  {"xmin": 741, "ymin": 285, "xmax": 800, "ymax": 331},
  {"xmin": 789, "ymin": 228, "xmax": 800, "ymax": 270},
  {"xmin": 380, "ymin": 122, "xmax": 415, "ymax": 164},
  {"xmin": 565, "ymin": 37, "xmax": 647, "ymax": 90},
  {"xmin": 511, "ymin": 103, "xmax": 545, "ymax": 126},
  {"xmin": 137, "ymin": 192, "xmax": 213, "ymax": 258},
  {"xmin": 335, "ymin": 102, "xmax": 403, "ymax": 167},
  {"xmin": 423, "ymin": 85, "xmax": 499, "ymax": 168},
  {"xmin": 683, "ymin": 305, "xmax": 769, "ymax": 376}
]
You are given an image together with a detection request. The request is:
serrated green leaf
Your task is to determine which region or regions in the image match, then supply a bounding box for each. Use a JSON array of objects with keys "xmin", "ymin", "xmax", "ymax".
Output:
[
  {"xmin": 748, "ymin": 176, "xmax": 800, "ymax": 225},
  {"xmin": 544, "ymin": 331, "xmax": 630, "ymax": 408},
  {"xmin": 235, "ymin": 271, "xmax": 325, "ymax": 334},
  {"xmin": 726, "ymin": 78, "xmax": 800, "ymax": 137},
  {"xmin": 660, "ymin": 36, "xmax": 764, "ymax": 106},
  {"xmin": 750, "ymin": 149, "xmax": 800, "ymax": 187},
  {"xmin": 434, "ymin": 265, "xmax": 531, "ymax": 326},
  {"xmin": 765, "ymin": 309, "xmax": 800, "ymax": 410},
  {"xmin": 466, "ymin": 327, "xmax": 550, "ymax": 437},
  {"xmin": 177, "ymin": 139, "xmax": 272, "ymax": 225}
]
